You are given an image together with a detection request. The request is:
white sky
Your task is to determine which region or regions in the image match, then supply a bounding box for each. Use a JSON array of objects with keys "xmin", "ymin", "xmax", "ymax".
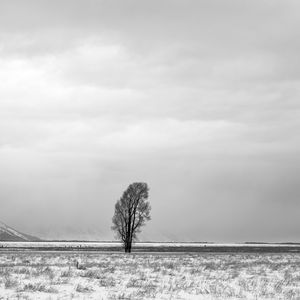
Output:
[{"xmin": 0, "ymin": 0, "xmax": 300, "ymax": 242}]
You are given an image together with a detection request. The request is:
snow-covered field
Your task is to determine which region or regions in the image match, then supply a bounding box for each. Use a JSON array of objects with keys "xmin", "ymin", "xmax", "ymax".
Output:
[
  {"xmin": 0, "ymin": 251, "xmax": 299, "ymax": 299},
  {"xmin": 1, "ymin": 241, "xmax": 300, "ymax": 248}
]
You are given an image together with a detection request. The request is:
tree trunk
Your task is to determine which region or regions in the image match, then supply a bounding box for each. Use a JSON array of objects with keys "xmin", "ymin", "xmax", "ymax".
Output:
[{"xmin": 124, "ymin": 239, "xmax": 132, "ymax": 253}]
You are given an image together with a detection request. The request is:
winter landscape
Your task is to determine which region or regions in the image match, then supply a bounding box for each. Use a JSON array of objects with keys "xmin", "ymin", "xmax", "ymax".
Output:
[
  {"xmin": 0, "ymin": 247, "xmax": 300, "ymax": 299},
  {"xmin": 1, "ymin": 0, "xmax": 300, "ymax": 299},
  {"xmin": 0, "ymin": 247, "xmax": 300, "ymax": 300},
  {"xmin": 1, "ymin": 223, "xmax": 300, "ymax": 299}
]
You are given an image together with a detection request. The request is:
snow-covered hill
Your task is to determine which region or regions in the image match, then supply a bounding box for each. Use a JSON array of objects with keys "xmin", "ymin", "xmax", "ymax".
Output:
[{"xmin": 0, "ymin": 222, "xmax": 39, "ymax": 241}]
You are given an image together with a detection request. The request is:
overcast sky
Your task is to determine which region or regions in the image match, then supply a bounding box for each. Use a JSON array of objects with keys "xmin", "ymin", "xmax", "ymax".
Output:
[{"xmin": 0, "ymin": 0, "xmax": 300, "ymax": 242}]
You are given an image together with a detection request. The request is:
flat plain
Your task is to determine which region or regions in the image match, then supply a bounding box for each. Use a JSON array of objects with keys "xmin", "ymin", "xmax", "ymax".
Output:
[{"xmin": 0, "ymin": 243, "xmax": 300, "ymax": 299}]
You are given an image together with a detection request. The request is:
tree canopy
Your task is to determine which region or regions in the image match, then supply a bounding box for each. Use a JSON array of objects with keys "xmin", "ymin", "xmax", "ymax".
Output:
[{"xmin": 112, "ymin": 182, "xmax": 151, "ymax": 253}]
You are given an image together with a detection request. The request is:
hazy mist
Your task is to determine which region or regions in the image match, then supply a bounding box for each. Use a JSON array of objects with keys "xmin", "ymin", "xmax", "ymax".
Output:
[{"xmin": 0, "ymin": 0, "xmax": 300, "ymax": 242}]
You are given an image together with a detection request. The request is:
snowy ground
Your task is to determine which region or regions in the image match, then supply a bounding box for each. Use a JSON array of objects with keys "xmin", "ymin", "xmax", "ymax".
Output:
[
  {"xmin": 0, "ymin": 251, "xmax": 299, "ymax": 299},
  {"xmin": 1, "ymin": 241, "xmax": 300, "ymax": 248}
]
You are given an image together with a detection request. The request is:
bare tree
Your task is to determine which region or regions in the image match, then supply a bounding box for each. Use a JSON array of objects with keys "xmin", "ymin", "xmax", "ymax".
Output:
[{"xmin": 112, "ymin": 182, "xmax": 151, "ymax": 253}]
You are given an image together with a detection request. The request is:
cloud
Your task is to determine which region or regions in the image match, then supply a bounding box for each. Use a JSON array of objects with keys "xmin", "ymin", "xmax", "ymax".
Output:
[{"xmin": 0, "ymin": 0, "xmax": 299, "ymax": 241}]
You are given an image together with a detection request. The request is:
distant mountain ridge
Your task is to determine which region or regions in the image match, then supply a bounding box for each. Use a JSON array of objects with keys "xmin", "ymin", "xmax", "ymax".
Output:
[{"xmin": 0, "ymin": 222, "xmax": 39, "ymax": 241}]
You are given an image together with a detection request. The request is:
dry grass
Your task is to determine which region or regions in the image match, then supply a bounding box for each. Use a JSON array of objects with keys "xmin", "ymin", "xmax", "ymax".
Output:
[
  {"xmin": 19, "ymin": 282, "xmax": 58, "ymax": 293},
  {"xmin": 0, "ymin": 251, "xmax": 299, "ymax": 299}
]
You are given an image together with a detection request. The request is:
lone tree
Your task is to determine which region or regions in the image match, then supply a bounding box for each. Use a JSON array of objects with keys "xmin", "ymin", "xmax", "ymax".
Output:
[{"xmin": 112, "ymin": 182, "xmax": 151, "ymax": 253}]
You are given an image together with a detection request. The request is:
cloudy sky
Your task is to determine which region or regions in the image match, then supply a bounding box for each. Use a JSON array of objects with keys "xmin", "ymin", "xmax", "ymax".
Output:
[{"xmin": 0, "ymin": 0, "xmax": 300, "ymax": 242}]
